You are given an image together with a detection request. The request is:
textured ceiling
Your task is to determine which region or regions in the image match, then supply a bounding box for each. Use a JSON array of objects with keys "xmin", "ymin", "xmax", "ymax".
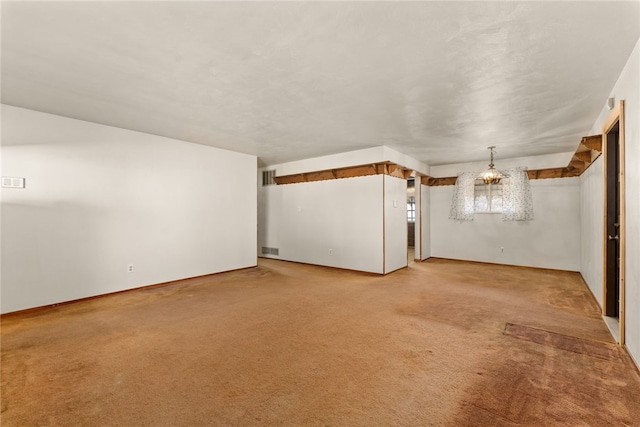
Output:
[{"xmin": 2, "ymin": 1, "xmax": 639, "ymax": 166}]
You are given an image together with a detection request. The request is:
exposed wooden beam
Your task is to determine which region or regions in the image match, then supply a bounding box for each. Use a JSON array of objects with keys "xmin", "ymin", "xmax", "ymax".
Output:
[
  {"xmin": 581, "ymin": 134, "xmax": 602, "ymax": 152},
  {"xmin": 388, "ymin": 167, "xmax": 406, "ymax": 179},
  {"xmin": 421, "ymin": 133, "xmax": 605, "ymax": 186},
  {"xmin": 273, "ymin": 174, "xmax": 305, "ymax": 185},
  {"xmin": 574, "ymin": 151, "xmax": 592, "ymax": 162},
  {"xmin": 273, "ymin": 161, "xmax": 420, "ymax": 185},
  {"xmin": 274, "ymin": 133, "xmax": 604, "ymax": 187},
  {"xmin": 305, "ymin": 170, "xmax": 336, "ymax": 182},
  {"xmin": 335, "ymin": 164, "xmax": 379, "ymax": 179},
  {"xmin": 569, "ymin": 159, "xmax": 586, "ymax": 171}
]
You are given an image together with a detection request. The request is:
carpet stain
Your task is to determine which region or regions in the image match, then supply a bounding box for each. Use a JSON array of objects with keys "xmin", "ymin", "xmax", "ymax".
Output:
[{"xmin": 504, "ymin": 322, "xmax": 621, "ymax": 361}]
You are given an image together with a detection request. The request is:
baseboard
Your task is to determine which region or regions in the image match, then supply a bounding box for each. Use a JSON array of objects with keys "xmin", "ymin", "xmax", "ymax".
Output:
[
  {"xmin": 425, "ymin": 256, "xmax": 579, "ymax": 273},
  {"xmin": 0, "ymin": 265, "xmax": 258, "ymax": 318}
]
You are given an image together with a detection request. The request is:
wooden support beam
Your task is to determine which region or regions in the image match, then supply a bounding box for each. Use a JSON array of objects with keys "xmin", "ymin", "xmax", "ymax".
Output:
[
  {"xmin": 535, "ymin": 168, "xmax": 563, "ymax": 179},
  {"xmin": 273, "ymin": 132, "xmax": 605, "ymax": 187},
  {"xmin": 432, "ymin": 177, "xmax": 457, "ymax": 186},
  {"xmin": 574, "ymin": 151, "xmax": 592, "ymax": 162},
  {"xmin": 581, "ymin": 134, "xmax": 602, "ymax": 152},
  {"xmin": 273, "ymin": 174, "xmax": 305, "ymax": 185},
  {"xmin": 376, "ymin": 164, "xmax": 388, "ymax": 174},
  {"xmin": 569, "ymin": 159, "xmax": 586, "ymax": 171},
  {"xmin": 305, "ymin": 170, "xmax": 336, "ymax": 182},
  {"xmin": 388, "ymin": 167, "xmax": 406, "ymax": 179},
  {"xmin": 335, "ymin": 164, "xmax": 379, "ymax": 179}
]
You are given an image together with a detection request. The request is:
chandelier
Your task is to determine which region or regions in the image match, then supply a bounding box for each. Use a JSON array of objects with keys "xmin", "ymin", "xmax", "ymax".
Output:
[{"xmin": 479, "ymin": 146, "xmax": 507, "ymax": 184}]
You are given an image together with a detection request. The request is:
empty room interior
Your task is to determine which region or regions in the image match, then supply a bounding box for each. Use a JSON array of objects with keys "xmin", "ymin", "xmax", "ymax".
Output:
[{"xmin": 2, "ymin": 1, "xmax": 640, "ymax": 425}]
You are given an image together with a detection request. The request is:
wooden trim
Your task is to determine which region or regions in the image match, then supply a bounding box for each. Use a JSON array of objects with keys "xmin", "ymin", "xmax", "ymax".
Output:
[
  {"xmin": 602, "ymin": 120, "xmax": 610, "ymax": 319},
  {"xmin": 619, "ymin": 101, "xmax": 626, "ymax": 345},
  {"xmin": 0, "ymin": 266, "xmax": 259, "ymax": 318},
  {"xmin": 601, "ymin": 100, "xmax": 625, "ymax": 345},
  {"xmin": 424, "ymin": 257, "xmax": 580, "ymax": 273},
  {"xmin": 382, "ymin": 174, "xmax": 386, "ymax": 274}
]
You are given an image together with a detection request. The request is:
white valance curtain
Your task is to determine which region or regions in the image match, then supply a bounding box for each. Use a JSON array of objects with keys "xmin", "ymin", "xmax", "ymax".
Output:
[{"xmin": 449, "ymin": 167, "xmax": 534, "ymax": 221}]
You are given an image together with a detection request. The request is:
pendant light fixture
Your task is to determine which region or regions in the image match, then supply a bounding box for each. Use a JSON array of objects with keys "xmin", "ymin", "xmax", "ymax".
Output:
[{"xmin": 479, "ymin": 146, "xmax": 507, "ymax": 184}]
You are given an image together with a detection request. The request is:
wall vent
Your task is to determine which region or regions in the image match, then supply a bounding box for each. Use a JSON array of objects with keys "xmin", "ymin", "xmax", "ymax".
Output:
[
  {"xmin": 262, "ymin": 170, "xmax": 276, "ymax": 186},
  {"xmin": 261, "ymin": 247, "xmax": 279, "ymax": 256}
]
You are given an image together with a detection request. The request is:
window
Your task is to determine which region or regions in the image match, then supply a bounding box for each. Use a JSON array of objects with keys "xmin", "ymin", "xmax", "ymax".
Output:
[
  {"xmin": 407, "ymin": 196, "xmax": 416, "ymax": 222},
  {"xmin": 449, "ymin": 169, "xmax": 533, "ymax": 221},
  {"xmin": 474, "ymin": 180, "xmax": 502, "ymax": 213}
]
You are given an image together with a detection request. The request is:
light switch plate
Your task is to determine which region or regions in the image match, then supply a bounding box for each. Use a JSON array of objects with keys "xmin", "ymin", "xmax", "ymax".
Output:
[{"xmin": 2, "ymin": 177, "xmax": 26, "ymax": 188}]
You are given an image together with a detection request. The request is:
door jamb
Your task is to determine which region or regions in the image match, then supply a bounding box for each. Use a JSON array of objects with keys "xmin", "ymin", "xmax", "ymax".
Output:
[{"xmin": 602, "ymin": 100, "xmax": 625, "ymax": 345}]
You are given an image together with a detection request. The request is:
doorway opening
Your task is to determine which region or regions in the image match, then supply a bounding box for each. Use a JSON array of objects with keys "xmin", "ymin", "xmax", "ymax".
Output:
[
  {"xmin": 603, "ymin": 101, "xmax": 625, "ymax": 344},
  {"xmin": 407, "ymin": 178, "xmax": 416, "ymax": 264}
]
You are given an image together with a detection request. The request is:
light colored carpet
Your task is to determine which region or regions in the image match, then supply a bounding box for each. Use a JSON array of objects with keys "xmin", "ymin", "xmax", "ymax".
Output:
[{"xmin": 2, "ymin": 258, "xmax": 639, "ymax": 426}]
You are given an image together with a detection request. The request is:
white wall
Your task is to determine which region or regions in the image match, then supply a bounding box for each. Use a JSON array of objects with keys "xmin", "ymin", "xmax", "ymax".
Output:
[
  {"xmin": 580, "ymin": 157, "xmax": 604, "ymax": 306},
  {"xmin": 258, "ymin": 175, "xmax": 385, "ymax": 274},
  {"xmin": 581, "ymin": 38, "xmax": 640, "ymax": 364},
  {"xmin": 384, "ymin": 175, "xmax": 407, "ymax": 273},
  {"xmin": 1, "ymin": 105, "xmax": 257, "ymax": 314},
  {"xmin": 258, "ymin": 148, "xmax": 425, "ymax": 274},
  {"xmin": 430, "ymin": 177, "xmax": 581, "ymax": 271},
  {"xmin": 413, "ymin": 178, "xmax": 421, "ymax": 260},
  {"xmin": 420, "ymin": 184, "xmax": 431, "ymax": 260}
]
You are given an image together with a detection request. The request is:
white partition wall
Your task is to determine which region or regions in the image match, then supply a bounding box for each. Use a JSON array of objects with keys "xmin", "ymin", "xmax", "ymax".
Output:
[
  {"xmin": 384, "ymin": 175, "xmax": 408, "ymax": 273},
  {"xmin": 413, "ymin": 178, "xmax": 421, "ymax": 261},
  {"xmin": 259, "ymin": 175, "xmax": 385, "ymax": 273},
  {"xmin": 1, "ymin": 105, "xmax": 257, "ymax": 314},
  {"xmin": 258, "ymin": 148, "xmax": 427, "ymax": 274},
  {"xmin": 421, "ymin": 184, "xmax": 431, "ymax": 260}
]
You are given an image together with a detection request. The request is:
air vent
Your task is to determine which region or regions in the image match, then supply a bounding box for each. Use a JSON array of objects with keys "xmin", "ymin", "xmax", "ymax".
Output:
[
  {"xmin": 262, "ymin": 170, "xmax": 276, "ymax": 186},
  {"xmin": 261, "ymin": 247, "xmax": 279, "ymax": 256}
]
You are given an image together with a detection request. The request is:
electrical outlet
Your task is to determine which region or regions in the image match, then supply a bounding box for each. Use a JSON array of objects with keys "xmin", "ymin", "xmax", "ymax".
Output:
[
  {"xmin": 500, "ymin": 247, "xmax": 504, "ymax": 253},
  {"xmin": 329, "ymin": 248, "xmax": 333, "ymax": 255},
  {"xmin": 127, "ymin": 264, "xmax": 134, "ymax": 272}
]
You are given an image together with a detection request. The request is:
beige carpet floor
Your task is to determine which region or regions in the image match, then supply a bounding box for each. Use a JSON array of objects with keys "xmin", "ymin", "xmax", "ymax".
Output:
[{"xmin": 2, "ymin": 258, "xmax": 640, "ymax": 426}]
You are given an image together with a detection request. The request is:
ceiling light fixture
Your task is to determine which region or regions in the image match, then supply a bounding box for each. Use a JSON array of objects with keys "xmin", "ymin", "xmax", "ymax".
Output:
[{"xmin": 479, "ymin": 146, "xmax": 507, "ymax": 184}]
